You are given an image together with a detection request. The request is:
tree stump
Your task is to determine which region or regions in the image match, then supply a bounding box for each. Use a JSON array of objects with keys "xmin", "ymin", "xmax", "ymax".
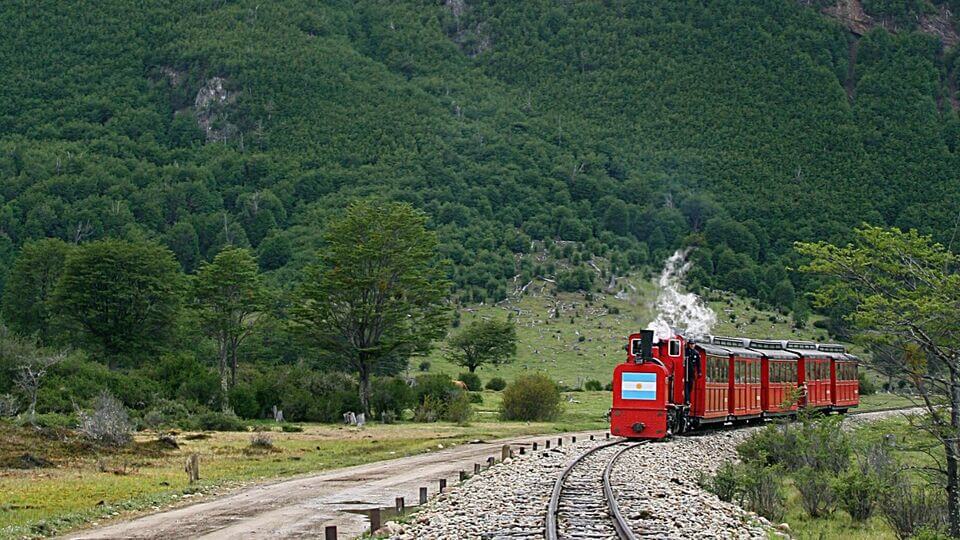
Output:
[{"xmin": 185, "ymin": 453, "xmax": 200, "ymax": 483}]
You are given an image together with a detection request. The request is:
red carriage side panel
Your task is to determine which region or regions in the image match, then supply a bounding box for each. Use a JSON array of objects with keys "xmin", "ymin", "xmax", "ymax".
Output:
[
  {"xmin": 731, "ymin": 354, "xmax": 762, "ymax": 417},
  {"xmin": 694, "ymin": 350, "xmax": 730, "ymax": 419},
  {"xmin": 821, "ymin": 345, "xmax": 859, "ymax": 409}
]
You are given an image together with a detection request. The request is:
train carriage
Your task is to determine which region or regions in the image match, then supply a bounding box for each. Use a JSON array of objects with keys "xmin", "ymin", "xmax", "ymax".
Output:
[
  {"xmin": 819, "ymin": 344, "xmax": 859, "ymax": 411},
  {"xmin": 747, "ymin": 339, "xmax": 800, "ymax": 416},
  {"xmin": 785, "ymin": 341, "xmax": 833, "ymax": 409},
  {"xmin": 706, "ymin": 337, "xmax": 762, "ymax": 419}
]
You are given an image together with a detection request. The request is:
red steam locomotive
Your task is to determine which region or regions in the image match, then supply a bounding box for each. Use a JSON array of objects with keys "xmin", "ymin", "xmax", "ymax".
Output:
[{"xmin": 610, "ymin": 330, "xmax": 859, "ymax": 439}]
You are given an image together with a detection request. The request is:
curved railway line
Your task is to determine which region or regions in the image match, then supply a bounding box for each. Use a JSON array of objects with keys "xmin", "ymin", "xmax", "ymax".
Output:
[{"xmin": 545, "ymin": 439, "xmax": 646, "ymax": 540}]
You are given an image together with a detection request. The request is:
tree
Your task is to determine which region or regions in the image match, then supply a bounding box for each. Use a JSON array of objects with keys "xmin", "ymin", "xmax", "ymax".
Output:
[
  {"xmin": 446, "ymin": 319, "xmax": 517, "ymax": 373},
  {"xmin": 4, "ymin": 330, "xmax": 66, "ymax": 419},
  {"xmin": 796, "ymin": 225, "xmax": 960, "ymax": 536},
  {"xmin": 1, "ymin": 238, "xmax": 73, "ymax": 342},
  {"xmin": 53, "ymin": 239, "xmax": 183, "ymax": 366},
  {"xmin": 292, "ymin": 201, "xmax": 451, "ymax": 415},
  {"xmin": 194, "ymin": 246, "xmax": 266, "ymax": 411}
]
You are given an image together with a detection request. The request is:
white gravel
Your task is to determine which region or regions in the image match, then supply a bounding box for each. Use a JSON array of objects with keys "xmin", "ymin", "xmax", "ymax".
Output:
[
  {"xmin": 386, "ymin": 409, "xmax": 917, "ymax": 540},
  {"xmin": 387, "ymin": 431, "xmax": 770, "ymax": 540}
]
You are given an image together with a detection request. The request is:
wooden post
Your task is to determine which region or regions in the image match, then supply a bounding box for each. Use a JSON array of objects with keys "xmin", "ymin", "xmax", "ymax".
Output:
[
  {"xmin": 325, "ymin": 525, "xmax": 337, "ymax": 540},
  {"xmin": 185, "ymin": 453, "xmax": 200, "ymax": 483},
  {"xmin": 545, "ymin": 440, "xmax": 550, "ymax": 449},
  {"xmin": 459, "ymin": 470, "xmax": 467, "ymax": 481},
  {"xmin": 519, "ymin": 447, "xmax": 526, "ymax": 455},
  {"xmin": 487, "ymin": 456, "xmax": 495, "ymax": 467},
  {"xmin": 606, "ymin": 432, "xmax": 610, "ymax": 439},
  {"xmin": 501, "ymin": 445, "xmax": 510, "ymax": 461},
  {"xmin": 557, "ymin": 437, "xmax": 562, "ymax": 447},
  {"xmin": 572, "ymin": 436, "xmax": 577, "ymax": 443},
  {"xmin": 533, "ymin": 441, "xmax": 538, "ymax": 450},
  {"xmin": 396, "ymin": 496, "xmax": 405, "ymax": 513},
  {"xmin": 439, "ymin": 478, "xmax": 447, "ymax": 492},
  {"xmin": 590, "ymin": 434, "xmax": 595, "ymax": 441},
  {"xmin": 369, "ymin": 508, "xmax": 381, "ymax": 533},
  {"xmin": 419, "ymin": 487, "xmax": 428, "ymax": 504},
  {"xmin": 474, "ymin": 463, "xmax": 481, "ymax": 474}
]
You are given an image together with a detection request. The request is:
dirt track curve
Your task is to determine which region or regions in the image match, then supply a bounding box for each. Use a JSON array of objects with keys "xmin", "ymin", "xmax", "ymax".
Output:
[{"xmin": 64, "ymin": 430, "xmax": 603, "ymax": 540}]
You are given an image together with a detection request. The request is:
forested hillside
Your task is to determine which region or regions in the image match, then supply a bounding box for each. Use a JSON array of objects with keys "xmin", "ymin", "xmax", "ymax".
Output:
[{"xmin": 0, "ymin": 0, "xmax": 958, "ymax": 304}]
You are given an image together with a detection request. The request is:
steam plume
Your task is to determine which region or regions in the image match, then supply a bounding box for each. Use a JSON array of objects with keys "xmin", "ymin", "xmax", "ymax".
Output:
[{"xmin": 646, "ymin": 249, "xmax": 716, "ymax": 342}]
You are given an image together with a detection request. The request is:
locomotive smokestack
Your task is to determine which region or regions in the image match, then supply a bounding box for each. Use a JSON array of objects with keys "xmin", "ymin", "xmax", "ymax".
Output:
[{"xmin": 640, "ymin": 330, "xmax": 654, "ymax": 362}]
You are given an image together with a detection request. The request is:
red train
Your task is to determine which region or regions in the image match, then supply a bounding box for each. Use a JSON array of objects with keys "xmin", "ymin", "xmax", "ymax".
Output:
[{"xmin": 610, "ymin": 330, "xmax": 859, "ymax": 439}]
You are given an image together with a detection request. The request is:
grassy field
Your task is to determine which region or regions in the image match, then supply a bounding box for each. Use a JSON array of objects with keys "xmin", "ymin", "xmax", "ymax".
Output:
[{"xmin": 422, "ymin": 277, "xmax": 838, "ymax": 388}]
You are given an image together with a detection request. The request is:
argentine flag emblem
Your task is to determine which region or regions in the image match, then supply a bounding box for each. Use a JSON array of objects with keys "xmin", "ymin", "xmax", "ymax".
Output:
[{"xmin": 621, "ymin": 372, "xmax": 657, "ymax": 400}]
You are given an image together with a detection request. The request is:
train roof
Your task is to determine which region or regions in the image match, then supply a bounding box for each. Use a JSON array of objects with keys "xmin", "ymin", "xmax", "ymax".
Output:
[
  {"xmin": 704, "ymin": 336, "xmax": 762, "ymax": 358},
  {"xmin": 781, "ymin": 340, "xmax": 841, "ymax": 359},
  {"xmin": 743, "ymin": 338, "xmax": 798, "ymax": 359}
]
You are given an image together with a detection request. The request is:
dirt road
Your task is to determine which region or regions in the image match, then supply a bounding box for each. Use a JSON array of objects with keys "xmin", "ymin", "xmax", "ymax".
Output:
[{"xmin": 66, "ymin": 430, "xmax": 604, "ymax": 539}]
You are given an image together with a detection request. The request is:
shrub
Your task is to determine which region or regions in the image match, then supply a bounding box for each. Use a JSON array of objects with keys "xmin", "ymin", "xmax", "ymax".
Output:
[
  {"xmin": 414, "ymin": 373, "xmax": 457, "ymax": 405},
  {"xmin": 444, "ymin": 392, "xmax": 473, "ymax": 425},
  {"xmin": 187, "ymin": 411, "xmax": 248, "ymax": 432},
  {"xmin": 414, "ymin": 395, "xmax": 443, "ymax": 422},
  {"xmin": 739, "ymin": 464, "xmax": 785, "ymax": 522},
  {"xmin": 0, "ymin": 393, "xmax": 19, "ymax": 417},
  {"xmin": 858, "ymin": 372, "xmax": 877, "ymax": 396},
  {"xmin": 879, "ymin": 476, "xmax": 948, "ymax": 539},
  {"xmin": 418, "ymin": 361, "xmax": 431, "ymax": 372},
  {"xmin": 835, "ymin": 469, "xmax": 880, "ymax": 521},
  {"xmin": 468, "ymin": 392, "xmax": 483, "ymax": 404},
  {"xmin": 738, "ymin": 414, "xmax": 849, "ymax": 474},
  {"xmin": 485, "ymin": 377, "xmax": 507, "ymax": 391},
  {"xmin": 500, "ymin": 374, "xmax": 561, "ymax": 421},
  {"xmin": 143, "ymin": 399, "xmax": 191, "ymax": 430},
  {"xmin": 79, "ymin": 392, "xmax": 133, "ymax": 446},
  {"xmin": 795, "ymin": 467, "xmax": 836, "ymax": 518},
  {"xmin": 457, "ymin": 372, "xmax": 482, "ymax": 391},
  {"xmin": 583, "ymin": 379, "xmax": 603, "ymax": 391},
  {"xmin": 486, "ymin": 377, "xmax": 507, "ymax": 392},
  {"xmin": 18, "ymin": 412, "xmax": 76, "ymax": 430},
  {"xmin": 249, "ymin": 431, "xmax": 274, "ymax": 449},
  {"xmin": 604, "ymin": 382, "xmax": 613, "ymax": 391},
  {"xmin": 371, "ymin": 376, "xmax": 414, "ymax": 419},
  {"xmin": 701, "ymin": 461, "xmax": 741, "ymax": 503},
  {"xmin": 228, "ymin": 384, "xmax": 260, "ymax": 419}
]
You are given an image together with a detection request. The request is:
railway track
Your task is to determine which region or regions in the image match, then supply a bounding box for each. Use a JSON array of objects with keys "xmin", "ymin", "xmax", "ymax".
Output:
[{"xmin": 545, "ymin": 440, "xmax": 646, "ymax": 540}]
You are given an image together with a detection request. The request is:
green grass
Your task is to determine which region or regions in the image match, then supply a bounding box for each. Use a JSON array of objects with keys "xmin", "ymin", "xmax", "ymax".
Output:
[
  {"xmin": 855, "ymin": 393, "xmax": 918, "ymax": 412},
  {"xmin": 424, "ymin": 276, "xmax": 841, "ymax": 388}
]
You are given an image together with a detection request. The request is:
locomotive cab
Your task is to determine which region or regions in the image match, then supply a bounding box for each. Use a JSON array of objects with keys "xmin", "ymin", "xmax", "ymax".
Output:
[{"xmin": 610, "ymin": 330, "xmax": 672, "ymax": 439}]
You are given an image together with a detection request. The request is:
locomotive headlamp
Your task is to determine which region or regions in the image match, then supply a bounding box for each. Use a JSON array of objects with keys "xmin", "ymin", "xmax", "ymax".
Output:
[{"xmin": 631, "ymin": 422, "xmax": 645, "ymax": 433}]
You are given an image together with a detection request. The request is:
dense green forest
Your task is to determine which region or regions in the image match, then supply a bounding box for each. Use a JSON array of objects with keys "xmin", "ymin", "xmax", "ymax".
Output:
[{"xmin": 0, "ymin": 1, "xmax": 958, "ymax": 419}]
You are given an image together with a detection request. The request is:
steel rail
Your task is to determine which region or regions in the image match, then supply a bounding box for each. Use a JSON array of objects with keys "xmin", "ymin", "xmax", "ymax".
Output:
[{"xmin": 545, "ymin": 439, "xmax": 646, "ymax": 540}]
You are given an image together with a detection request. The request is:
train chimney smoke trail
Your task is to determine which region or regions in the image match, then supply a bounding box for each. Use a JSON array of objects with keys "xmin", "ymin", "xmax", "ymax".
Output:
[{"xmin": 646, "ymin": 248, "xmax": 716, "ymax": 342}]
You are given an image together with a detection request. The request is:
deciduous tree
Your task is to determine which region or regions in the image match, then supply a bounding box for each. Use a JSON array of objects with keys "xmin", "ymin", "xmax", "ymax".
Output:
[
  {"xmin": 1, "ymin": 238, "xmax": 73, "ymax": 342},
  {"xmin": 292, "ymin": 201, "xmax": 450, "ymax": 415},
  {"xmin": 797, "ymin": 225, "xmax": 960, "ymax": 536},
  {"xmin": 194, "ymin": 246, "xmax": 266, "ymax": 411},
  {"xmin": 53, "ymin": 239, "xmax": 183, "ymax": 366},
  {"xmin": 446, "ymin": 319, "xmax": 517, "ymax": 373}
]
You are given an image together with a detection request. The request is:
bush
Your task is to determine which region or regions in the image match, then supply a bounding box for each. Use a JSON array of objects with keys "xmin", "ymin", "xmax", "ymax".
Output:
[
  {"xmin": 187, "ymin": 411, "xmax": 248, "ymax": 432},
  {"xmin": 414, "ymin": 395, "xmax": 443, "ymax": 422},
  {"xmin": 418, "ymin": 361, "xmax": 431, "ymax": 372},
  {"xmin": 583, "ymin": 379, "xmax": 603, "ymax": 391},
  {"xmin": 795, "ymin": 467, "xmax": 836, "ymax": 518},
  {"xmin": 249, "ymin": 431, "xmax": 273, "ymax": 449},
  {"xmin": 229, "ymin": 384, "xmax": 260, "ymax": 419},
  {"xmin": 468, "ymin": 392, "xmax": 483, "ymax": 404},
  {"xmin": 835, "ymin": 469, "xmax": 880, "ymax": 521},
  {"xmin": 371, "ymin": 377, "xmax": 414, "ymax": 419},
  {"xmin": 444, "ymin": 392, "xmax": 473, "ymax": 425},
  {"xmin": 879, "ymin": 476, "xmax": 948, "ymax": 539},
  {"xmin": 701, "ymin": 461, "xmax": 741, "ymax": 503},
  {"xmin": 858, "ymin": 372, "xmax": 877, "ymax": 396},
  {"xmin": 414, "ymin": 373, "xmax": 458, "ymax": 405},
  {"xmin": 485, "ymin": 377, "xmax": 507, "ymax": 391},
  {"xmin": 143, "ymin": 399, "xmax": 191, "ymax": 430},
  {"xmin": 499, "ymin": 374, "xmax": 561, "ymax": 421},
  {"xmin": 79, "ymin": 392, "xmax": 133, "ymax": 446},
  {"xmin": 738, "ymin": 414, "xmax": 849, "ymax": 474},
  {"xmin": 457, "ymin": 372, "xmax": 482, "ymax": 391},
  {"xmin": 739, "ymin": 464, "xmax": 785, "ymax": 522},
  {"xmin": 19, "ymin": 412, "xmax": 76, "ymax": 430}
]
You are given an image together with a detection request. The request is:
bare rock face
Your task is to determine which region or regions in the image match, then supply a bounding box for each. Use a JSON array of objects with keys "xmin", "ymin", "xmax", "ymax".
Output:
[{"xmin": 194, "ymin": 77, "xmax": 239, "ymax": 143}]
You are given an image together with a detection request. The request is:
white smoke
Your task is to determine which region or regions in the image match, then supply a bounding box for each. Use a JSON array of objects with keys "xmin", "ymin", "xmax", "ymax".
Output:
[{"xmin": 646, "ymin": 249, "xmax": 717, "ymax": 342}]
